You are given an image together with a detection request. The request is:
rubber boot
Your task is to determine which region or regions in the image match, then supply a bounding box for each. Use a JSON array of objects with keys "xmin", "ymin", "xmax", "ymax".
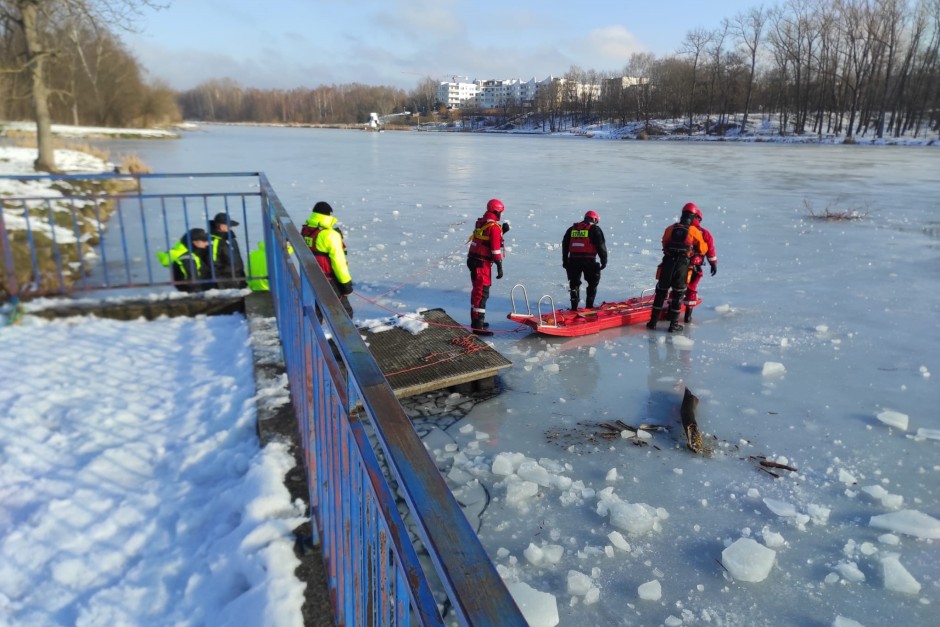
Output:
[
  {"xmin": 471, "ymin": 316, "xmax": 493, "ymax": 336},
  {"xmin": 684, "ymin": 306, "xmax": 693, "ymax": 324},
  {"xmin": 667, "ymin": 311, "xmax": 683, "ymax": 333},
  {"xmin": 646, "ymin": 307, "xmax": 661, "ymax": 330},
  {"xmin": 585, "ymin": 297, "xmax": 595, "ymax": 309},
  {"xmin": 470, "ymin": 308, "xmax": 489, "ymax": 328},
  {"xmin": 570, "ymin": 300, "xmax": 579, "ymax": 311}
]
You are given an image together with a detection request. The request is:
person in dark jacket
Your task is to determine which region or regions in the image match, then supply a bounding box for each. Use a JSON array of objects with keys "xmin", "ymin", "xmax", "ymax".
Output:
[
  {"xmin": 561, "ymin": 210, "xmax": 608, "ymax": 311},
  {"xmin": 157, "ymin": 228, "xmax": 216, "ymax": 292},
  {"xmin": 209, "ymin": 212, "xmax": 247, "ymax": 288}
]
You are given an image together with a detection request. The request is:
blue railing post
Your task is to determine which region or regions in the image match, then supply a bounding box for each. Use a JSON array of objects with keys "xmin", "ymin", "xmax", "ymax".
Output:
[{"xmin": 0, "ymin": 205, "xmax": 20, "ymax": 304}]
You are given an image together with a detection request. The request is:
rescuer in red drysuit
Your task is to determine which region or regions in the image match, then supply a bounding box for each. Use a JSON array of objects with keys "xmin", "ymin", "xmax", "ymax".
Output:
[
  {"xmin": 466, "ymin": 198, "xmax": 509, "ymax": 336},
  {"xmin": 682, "ymin": 203, "xmax": 717, "ymax": 323},
  {"xmin": 647, "ymin": 203, "xmax": 708, "ymax": 333}
]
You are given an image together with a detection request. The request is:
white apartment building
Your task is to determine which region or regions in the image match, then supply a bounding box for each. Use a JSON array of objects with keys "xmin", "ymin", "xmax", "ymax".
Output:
[
  {"xmin": 437, "ymin": 75, "xmax": 630, "ymax": 110},
  {"xmin": 436, "ymin": 76, "xmax": 556, "ymax": 110},
  {"xmin": 475, "ymin": 78, "xmax": 545, "ymax": 109},
  {"xmin": 436, "ymin": 78, "xmax": 480, "ymax": 109},
  {"xmin": 603, "ymin": 76, "xmax": 647, "ymax": 90}
]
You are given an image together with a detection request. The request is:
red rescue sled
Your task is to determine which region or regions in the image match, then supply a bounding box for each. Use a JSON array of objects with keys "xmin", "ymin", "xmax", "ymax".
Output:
[{"xmin": 507, "ymin": 284, "xmax": 699, "ymax": 337}]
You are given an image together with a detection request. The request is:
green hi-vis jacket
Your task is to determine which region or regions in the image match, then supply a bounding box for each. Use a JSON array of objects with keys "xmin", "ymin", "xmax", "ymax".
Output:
[
  {"xmin": 157, "ymin": 239, "xmax": 217, "ymax": 279},
  {"xmin": 302, "ymin": 212, "xmax": 352, "ymax": 284},
  {"xmin": 246, "ymin": 242, "xmax": 269, "ymax": 292}
]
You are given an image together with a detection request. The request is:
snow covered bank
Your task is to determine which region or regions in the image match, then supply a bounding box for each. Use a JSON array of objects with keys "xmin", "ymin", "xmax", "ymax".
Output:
[
  {"xmin": 1, "ymin": 120, "xmax": 180, "ymax": 139},
  {"xmin": 0, "ymin": 314, "xmax": 305, "ymax": 625}
]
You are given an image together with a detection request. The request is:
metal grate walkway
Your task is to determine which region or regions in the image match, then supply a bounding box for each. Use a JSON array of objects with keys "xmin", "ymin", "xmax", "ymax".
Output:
[{"xmin": 362, "ymin": 308, "xmax": 512, "ymax": 398}]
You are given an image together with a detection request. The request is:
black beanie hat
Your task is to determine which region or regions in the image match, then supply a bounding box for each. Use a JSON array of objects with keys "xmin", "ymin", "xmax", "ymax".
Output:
[
  {"xmin": 312, "ymin": 201, "xmax": 333, "ymax": 215},
  {"xmin": 185, "ymin": 227, "xmax": 209, "ymax": 243}
]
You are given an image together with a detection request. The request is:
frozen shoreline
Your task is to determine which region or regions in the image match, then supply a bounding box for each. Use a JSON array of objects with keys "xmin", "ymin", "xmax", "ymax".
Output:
[{"xmin": 4, "ymin": 119, "xmax": 936, "ymax": 147}]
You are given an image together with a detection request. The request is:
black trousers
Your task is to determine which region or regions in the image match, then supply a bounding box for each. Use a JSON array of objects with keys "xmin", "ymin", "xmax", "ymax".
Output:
[
  {"xmin": 566, "ymin": 259, "xmax": 601, "ymax": 307},
  {"xmin": 315, "ymin": 280, "xmax": 353, "ymax": 321},
  {"xmin": 652, "ymin": 254, "xmax": 690, "ymax": 319}
]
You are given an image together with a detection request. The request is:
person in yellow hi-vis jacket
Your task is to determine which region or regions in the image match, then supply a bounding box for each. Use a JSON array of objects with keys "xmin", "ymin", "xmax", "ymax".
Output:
[
  {"xmin": 246, "ymin": 240, "xmax": 294, "ymax": 292},
  {"xmin": 156, "ymin": 228, "xmax": 216, "ymax": 292},
  {"xmin": 246, "ymin": 241, "xmax": 270, "ymax": 292},
  {"xmin": 300, "ymin": 201, "xmax": 354, "ymax": 317}
]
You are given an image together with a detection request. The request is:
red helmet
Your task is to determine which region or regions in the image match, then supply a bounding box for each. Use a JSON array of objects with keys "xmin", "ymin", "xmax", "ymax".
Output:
[
  {"xmin": 682, "ymin": 202, "xmax": 703, "ymax": 221},
  {"xmin": 584, "ymin": 210, "xmax": 599, "ymax": 223},
  {"xmin": 486, "ymin": 198, "xmax": 505, "ymax": 214}
]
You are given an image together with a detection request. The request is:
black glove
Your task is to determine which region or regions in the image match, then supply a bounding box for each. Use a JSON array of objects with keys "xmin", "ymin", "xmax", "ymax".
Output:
[
  {"xmin": 562, "ymin": 259, "xmax": 569, "ymax": 270},
  {"xmin": 338, "ymin": 281, "xmax": 353, "ymax": 295},
  {"xmin": 710, "ymin": 263, "xmax": 717, "ymax": 277},
  {"xmin": 501, "ymin": 221, "xmax": 511, "ymax": 234},
  {"xmin": 495, "ymin": 261, "xmax": 504, "ymax": 280},
  {"xmin": 600, "ymin": 261, "xmax": 607, "ymax": 270}
]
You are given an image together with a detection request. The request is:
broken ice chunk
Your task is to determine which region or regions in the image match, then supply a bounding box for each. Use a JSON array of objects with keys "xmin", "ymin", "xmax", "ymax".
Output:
[{"xmin": 721, "ymin": 538, "xmax": 776, "ymax": 582}]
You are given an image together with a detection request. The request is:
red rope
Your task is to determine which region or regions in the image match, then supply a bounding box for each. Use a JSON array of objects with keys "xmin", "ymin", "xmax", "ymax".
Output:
[{"xmin": 383, "ymin": 335, "xmax": 490, "ymax": 377}]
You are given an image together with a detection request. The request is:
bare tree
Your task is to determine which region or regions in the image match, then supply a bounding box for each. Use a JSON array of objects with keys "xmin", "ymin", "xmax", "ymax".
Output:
[
  {"xmin": 837, "ymin": 0, "xmax": 879, "ymax": 137},
  {"xmin": 0, "ymin": 0, "xmax": 167, "ymax": 172},
  {"xmin": 679, "ymin": 28, "xmax": 713, "ymax": 135},
  {"xmin": 1, "ymin": 1, "xmax": 56, "ymax": 170},
  {"xmin": 704, "ymin": 21, "xmax": 731, "ymax": 134},
  {"xmin": 733, "ymin": 5, "xmax": 768, "ymax": 134},
  {"xmin": 562, "ymin": 66, "xmax": 586, "ymax": 128},
  {"xmin": 869, "ymin": 0, "xmax": 909, "ymax": 138},
  {"xmin": 407, "ymin": 77, "xmax": 439, "ymax": 121},
  {"xmin": 902, "ymin": 0, "xmax": 940, "ymax": 137},
  {"xmin": 624, "ymin": 53, "xmax": 656, "ymax": 130},
  {"xmin": 884, "ymin": 0, "xmax": 923, "ymax": 136},
  {"xmin": 533, "ymin": 78, "xmax": 562, "ymax": 132}
]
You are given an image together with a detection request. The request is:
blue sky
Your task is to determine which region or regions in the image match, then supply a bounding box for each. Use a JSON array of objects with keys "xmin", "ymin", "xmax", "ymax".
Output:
[{"xmin": 125, "ymin": 0, "xmax": 764, "ymax": 91}]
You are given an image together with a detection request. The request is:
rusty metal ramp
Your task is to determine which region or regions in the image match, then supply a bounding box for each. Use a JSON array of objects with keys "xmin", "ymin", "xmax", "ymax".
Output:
[{"xmin": 361, "ymin": 308, "xmax": 512, "ymax": 398}]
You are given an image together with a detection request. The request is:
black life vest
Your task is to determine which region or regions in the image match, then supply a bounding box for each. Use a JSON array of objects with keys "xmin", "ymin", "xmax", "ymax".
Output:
[{"xmin": 665, "ymin": 223, "xmax": 694, "ymax": 256}]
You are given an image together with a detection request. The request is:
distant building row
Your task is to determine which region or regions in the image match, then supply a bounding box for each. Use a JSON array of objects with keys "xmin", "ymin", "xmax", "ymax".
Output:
[{"xmin": 436, "ymin": 75, "xmax": 643, "ymax": 110}]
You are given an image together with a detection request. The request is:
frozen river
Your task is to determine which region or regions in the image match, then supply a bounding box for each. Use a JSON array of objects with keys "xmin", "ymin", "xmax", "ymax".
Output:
[{"xmin": 104, "ymin": 126, "xmax": 939, "ymax": 626}]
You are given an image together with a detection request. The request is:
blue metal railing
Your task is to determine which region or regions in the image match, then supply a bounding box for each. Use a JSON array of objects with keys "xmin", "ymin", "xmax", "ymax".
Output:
[
  {"xmin": 0, "ymin": 172, "xmax": 526, "ymax": 626},
  {"xmin": 0, "ymin": 172, "xmax": 261, "ymax": 299}
]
